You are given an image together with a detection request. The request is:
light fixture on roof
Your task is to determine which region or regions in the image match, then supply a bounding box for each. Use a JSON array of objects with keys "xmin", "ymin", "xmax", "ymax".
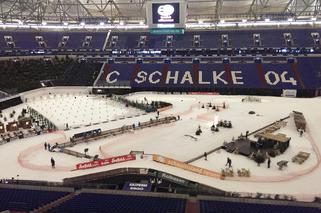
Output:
[
  {"xmin": 242, "ymin": 19, "xmax": 247, "ymax": 23},
  {"xmin": 311, "ymin": 17, "xmax": 317, "ymax": 21},
  {"xmin": 287, "ymin": 18, "xmax": 293, "ymax": 22},
  {"xmin": 139, "ymin": 21, "xmax": 144, "ymax": 25},
  {"xmin": 264, "ymin": 18, "xmax": 270, "ymax": 22},
  {"xmin": 42, "ymin": 21, "xmax": 47, "ymax": 25},
  {"xmin": 119, "ymin": 21, "xmax": 124, "ymax": 25},
  {"xmin": 17, "ymin": 20, "xmax": 23, "ymax": 25},
  {"xmin": 63, "ymin": 22, "xmax": 68, "ymax": 26},
  {"xmin": 99, "ymin": 21, "xmax": 105, "ymax": 26},
  {"xmin": 220, "ymin": 20, "xmax": 225, "ymax": 23},
  {"xmin": 80, "ymin": 22, "xmax": 85, "ymax": 26},
  {"xmin": 198, "ymin": 20, "xmax": 203, "ymax": 24}
]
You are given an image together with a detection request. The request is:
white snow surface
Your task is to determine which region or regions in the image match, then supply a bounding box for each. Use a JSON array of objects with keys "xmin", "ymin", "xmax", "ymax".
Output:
[{"xmin": 1, "ymin": 91, "xmax": 321, "ymax": 201}]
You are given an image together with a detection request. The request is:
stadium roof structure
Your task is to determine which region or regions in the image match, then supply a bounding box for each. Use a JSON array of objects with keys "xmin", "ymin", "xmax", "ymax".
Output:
[{"xmin": 0, "ymin": 0, "xmax": 320, "ymax": 24}]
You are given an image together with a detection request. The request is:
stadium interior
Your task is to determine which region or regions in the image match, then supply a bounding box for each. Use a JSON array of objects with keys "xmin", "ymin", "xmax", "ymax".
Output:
[{"xmin": 0, "ymin": 0, "xmax": 321, "ymax": 212}]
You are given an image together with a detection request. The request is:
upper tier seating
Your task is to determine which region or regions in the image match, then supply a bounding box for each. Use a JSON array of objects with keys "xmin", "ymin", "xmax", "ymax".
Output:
[
  {"xmin": 0, "ymin": 32, "xmax": 107, "ymax": 49},
  {"xmin": 0, "ymin": 187, "xmax": 69, "ymax": 211},
  {"xmin": 49, "ymin": 192, "xmax": 186, "ymax": 213},
  {"xmin": 0, "ymin": 29, "xmax": 320, "ymax": 51},
  {"xmin": 110, "ymin": 29, "xmax": 321, "ymax": 49}
]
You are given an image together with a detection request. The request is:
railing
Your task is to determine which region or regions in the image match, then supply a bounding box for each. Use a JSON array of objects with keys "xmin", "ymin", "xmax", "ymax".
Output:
[
  {"xmin": 1, "ymin": 47, "xmax": 321, "ymax": 58},
  {"xmin": 58, "ymin": 116, "xmax": 177, "ymax": 149}
]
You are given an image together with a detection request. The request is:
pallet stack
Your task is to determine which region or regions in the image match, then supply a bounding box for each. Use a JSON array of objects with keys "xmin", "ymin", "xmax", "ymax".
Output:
[
  {"xmin": 293, "ymin": 111, "xmax": 306, "ymax": 131},
  {"xmin": 254, "ymin": 120, "xmax": 287, "ymax": 137},
  {"xmin": 292, "ymin": 152, "xmax": 310, "ymax": 164}
]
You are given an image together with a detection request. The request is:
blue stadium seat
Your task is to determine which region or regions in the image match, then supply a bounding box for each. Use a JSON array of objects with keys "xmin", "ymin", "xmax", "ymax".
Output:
[
  {"xmin": 49, "ymin": 193, "xmax": 186, "ymax": 213},
  {"xmin": 0, "ymin": 188, "xmax": 69, "ymax": 211}
]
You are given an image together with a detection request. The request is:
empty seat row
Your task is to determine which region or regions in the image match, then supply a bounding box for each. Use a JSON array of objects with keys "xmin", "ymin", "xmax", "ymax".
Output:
[
  {"xmin": 110, "ymin": 29, "xmax": 321, "ymax": 49},
  {"xmin": 49, "ymin": 192, "xmax": 186, "ymax": 213},
  {"xmin": 0, "ymin": 32, "xmax": 106, "ymax": 49},
  {"xmin": 0, "ymin": 187, "xmax": 69, "ymax": 211}
]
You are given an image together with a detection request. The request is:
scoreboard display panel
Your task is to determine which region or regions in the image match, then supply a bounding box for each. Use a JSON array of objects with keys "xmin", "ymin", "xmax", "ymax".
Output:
[
  {"xmin": 146, "ymin": 0, "xmax": 187, "ymax": 29},
  {"xmin": 152, "ymin": 3, "xmax": 180, "ymax": 24}
]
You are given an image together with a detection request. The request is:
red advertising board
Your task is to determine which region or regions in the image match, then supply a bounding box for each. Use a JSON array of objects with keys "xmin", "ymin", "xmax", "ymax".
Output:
[{"xmin": 76, "ymin": 154, "xmax": 136, "ymax": 170}]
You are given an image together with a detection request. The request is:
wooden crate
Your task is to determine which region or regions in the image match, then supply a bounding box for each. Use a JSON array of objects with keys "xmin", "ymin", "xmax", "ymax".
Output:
[{"xmin": 292, "ymin": 152, "xmax": 310, "ymax": 164}]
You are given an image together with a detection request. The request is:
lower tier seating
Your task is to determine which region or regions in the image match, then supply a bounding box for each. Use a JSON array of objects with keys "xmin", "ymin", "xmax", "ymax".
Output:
[
  {"xmin": 0, "ymin": 187, "xmax": 69, "ymax": 211},
  {"xmin": 49, "ymin": 192, "xmax": 186, "ymax": 213}
]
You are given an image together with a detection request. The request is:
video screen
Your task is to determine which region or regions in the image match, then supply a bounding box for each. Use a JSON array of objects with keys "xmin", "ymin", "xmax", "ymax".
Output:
[{"xmin": 152, "ymin": 3, "xmax": 180, "ymax": 24}]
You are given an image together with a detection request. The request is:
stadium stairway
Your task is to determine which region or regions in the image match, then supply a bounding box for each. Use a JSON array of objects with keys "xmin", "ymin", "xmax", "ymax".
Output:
[{"xmin": 31, "ymin": 191, "xmax": 79, "ymax": 213}]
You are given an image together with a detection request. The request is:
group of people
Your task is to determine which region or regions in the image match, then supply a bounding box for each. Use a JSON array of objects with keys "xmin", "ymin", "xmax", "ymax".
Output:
[
  {"xmin": 203, "ymin": 154, "xmax": 272, "ymax": 169},
  {"xmin": 44, "ymin": 142, "xmax": 52, "ymax": 151},
  {"xmin": 44, "ymin": 142, "xmax": 56, "ymax": 168},
  {"xmin": 203, "ymin": 152, "xmax": 233, "ymax": 168},
  {"xmin": 200, "ymin": 101, "xmax": 227, "ymax": 110}
]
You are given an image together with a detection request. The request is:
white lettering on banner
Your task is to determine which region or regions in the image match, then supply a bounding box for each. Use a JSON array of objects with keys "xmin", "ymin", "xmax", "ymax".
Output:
[
  {"xmin": 166, "ymin": 71, "xmax": 179, "ymax": 84},
  {"xmin": 265, "ymin": 71, "xmax": 280, "ymax": 85},
  {"xmin": 106, "ymin": 71, "xmax": 120, "ymax": 84},
  {"xmin": 105, "ymin": 69, "xmax": 300, "ymax": 86},
  {"xmin": 180, "ymin": 71, "xmax": 193, "ymax": 84},
  {"xmin": 199, "ymin": 71, "xmax": 210, "ymax": 84},
  {"xmin": 130, "ymin": 187, "xmax": 144, "ymax": 190},
  {"xmin": 281, "ymin": 71, "xmax": 297, "ymax": 85},
  {"xmin": 76, "ymin": 154, "xmax": 136, "ymax": 170},
  {"xmin": 212, "ymin": 71, "xmax": 228, "ymax": 84},
  {"xmin": 135, "ymin": 71, "xmax": 148, "ymax": 84},
  {"xmin": 77, "ymin": 161, "xmax": 100, "ymax": 170},
  {"xmin": 231, "ymin": 71, "xmax": 244, "ymax": 85},
  {"xmin": 149, "ymin": 71, "xmax": 162, "ymax": 84},
  {"xmin": 129, "ymin": 183, "xmax": 148, "ymax": 187},
  {"xmin": 111, "ymin": 156, "xmax": 128, "ymax": 163}
]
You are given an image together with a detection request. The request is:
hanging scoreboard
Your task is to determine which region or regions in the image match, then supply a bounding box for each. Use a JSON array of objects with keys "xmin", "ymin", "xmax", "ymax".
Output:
[{"xmin": 146, "ymin": 0, "xmax": 187, "ymax": 29}]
